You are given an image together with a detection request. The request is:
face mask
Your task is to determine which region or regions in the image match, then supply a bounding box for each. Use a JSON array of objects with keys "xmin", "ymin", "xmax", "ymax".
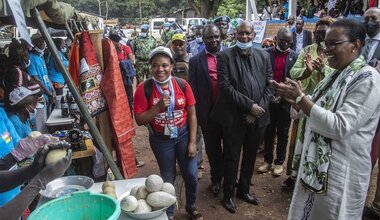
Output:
[
  {"xmin": 152, "ymin": 75, "xmax": 172, "ymax": 85},
  {"xmin": 27, "ymin": 107, "xmax": 37, "ymax": 120},
  {"xmin": 196, "ymin": 37, "xmax": 203, "ymax": 43},
  {"xmin": 34, "ymin": 47, "xmax": 45, "ymax": 56},
  {"xmin": 315, "ymin": 31, "xmax": 326, "ymax": 44},
  {"xmin": 139, "ymin": 32, "xmax": 147, "ymax": 38},
  {"xmin": 276, "ymin": 45, "xmax": 290, "ymax": 53},
  {"xmin": 365, "ymin": 21, "xmax": 380, "ymax": 37},
  {"xmin": 236, "ymin": 40, "xmax": 253, "ymax": 50},
  {"xmin": 61, "ymin": 47, "xmax": 67, "ymax": 53},
  {"xmin": 165, "ymin": 27, "xmax": 170, "ymax": 31}
]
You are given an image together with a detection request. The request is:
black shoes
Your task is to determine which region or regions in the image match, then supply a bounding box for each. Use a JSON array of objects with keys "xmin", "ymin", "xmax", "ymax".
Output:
[
  {"xmin": 211, "ymin": 182, "xmax": 221, "ymax": 195},
  {"xmin": 281, "ymin": 177, "xmax": 295, "ymax": 191},
  {"xmin": 363, "ymin": 206, "xmax": 380, "ymax": 220},
  {"xmin": 236, "ymin": 191, "xmax": 259, "ymax": 205},
  {"xmin": 222, "ymin": 197, "xmax": 236, "ymax": 213}
]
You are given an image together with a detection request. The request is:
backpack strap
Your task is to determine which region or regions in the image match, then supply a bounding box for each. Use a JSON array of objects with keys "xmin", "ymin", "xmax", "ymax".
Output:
[
  {"xmin": 143, "ymin": 78, "xmax": 153, "ymax": 102},
  {"xmin": 144, "ymin": 76, "xmax": 186, "ymax": 102}
]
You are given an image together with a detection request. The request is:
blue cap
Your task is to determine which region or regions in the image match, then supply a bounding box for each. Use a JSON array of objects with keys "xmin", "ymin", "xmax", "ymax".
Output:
[
  {"xmin": 214, "ymin": 16, "xmax": 231, "ymax": 23},
  {"xmin": 140, "ymin": 24, "xmax": 150, "ymax": 30}
]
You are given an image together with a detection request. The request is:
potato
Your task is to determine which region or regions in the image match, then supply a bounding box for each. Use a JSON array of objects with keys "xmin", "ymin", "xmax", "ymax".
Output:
[
  {"xmin": 45, "ymin": 149, "xmax": 67, "ymax": 166},
  {"xmin": 146, "ymin": 191, "xmax": 176, "ymax": 208},
  {"xmin": 135, "ymin": 186, "xmax": 149, "ymax": 200},
  {"xmin": 145, "ymin": 174, "xmax": 164, "ymax": 193},
  {"xmin": 162, "ymin": 182, "xmax": 175, "ymax": 196},
  {"xmin": 133, "ymin": 199, "xmax": 152, "ymax": 213},
  {"xmin": 130, "ymin": 185, "xmax": 140, "ymax": 197},
  {"xmin": 103, "ymin": 186, "xmax": 115, "ymax": 195},
  {"xmin": 102, "ymin": 181, "xmax": 115, "ymax": 191},
  {"xmin": 121, "ymin": 195, "xmax": 138, "ymax": 212}
]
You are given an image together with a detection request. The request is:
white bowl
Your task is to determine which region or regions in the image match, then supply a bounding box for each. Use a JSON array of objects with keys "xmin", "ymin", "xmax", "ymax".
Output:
[
  {"xmin": 40, "ymin": 175, "xmax": 94, "ymax": 199},
  {"xmin": 118, "ymin": 191, "xmax": 169, "ymax": 219}
]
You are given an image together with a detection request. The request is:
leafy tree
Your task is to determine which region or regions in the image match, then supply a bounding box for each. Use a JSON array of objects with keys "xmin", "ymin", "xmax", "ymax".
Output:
[
  {"xmin": 188, "ymin": 0, "xmax": 222, "ymax": 18},
  {"xmin": 217, "ymin": 0, "xmax": 246, "ymax": 18}
]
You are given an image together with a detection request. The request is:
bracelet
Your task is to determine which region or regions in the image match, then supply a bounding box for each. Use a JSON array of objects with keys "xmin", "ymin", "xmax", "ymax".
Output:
[{"xmin": 295, "ymin": 93, "xmax": 305, "ymax": 104}]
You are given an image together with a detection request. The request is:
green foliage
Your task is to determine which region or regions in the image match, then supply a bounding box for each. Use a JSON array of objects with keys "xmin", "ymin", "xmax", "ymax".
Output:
[{"xmin": 217, "ymin": 0, "xmax": 246, "ymax": 18}]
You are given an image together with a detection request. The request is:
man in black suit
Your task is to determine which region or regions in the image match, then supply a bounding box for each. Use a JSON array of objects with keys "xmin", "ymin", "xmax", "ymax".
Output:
[
  {"xmin": 258, "ymin": 28, "xmax": 298, "ymax": 177},
  {"xmin": 189, "ymin": 24, "xmax": 225, "ymax": 196},
  {"xmin": 211, "ymin": 20, "xmax": 273, "ymax": 213},
  {"xmin": 362, "ymin": 7, "xmax": 380, "ymax": 220},
  {"xmin": 291, "ymin": 18, "xmax": 312, "ymax": 53}
]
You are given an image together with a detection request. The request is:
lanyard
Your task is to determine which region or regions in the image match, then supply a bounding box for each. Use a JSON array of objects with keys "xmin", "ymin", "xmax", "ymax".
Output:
[{"xmin": 154, "ymin": 79, "xmax": 175, "ymax": 119}]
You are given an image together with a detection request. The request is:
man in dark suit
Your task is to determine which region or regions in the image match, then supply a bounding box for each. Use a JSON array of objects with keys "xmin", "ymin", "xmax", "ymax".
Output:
[
  {"xmin": 258, "ymin": 28, "xmax": 298, "ymax": 177},
  {"xmin": 189, "ymin": 24, "xmax": 226, "ymax": 196},
  {"xmin": 211, "ymin": 20, "xmax": 273, "ymax": 213},
  {"xmin": 362, "ymin": 7, "xmax": 380, "ymax": 220},
  {"xmin": 291, "ymin": 18, "xmax": 312, "ymax": 53}
]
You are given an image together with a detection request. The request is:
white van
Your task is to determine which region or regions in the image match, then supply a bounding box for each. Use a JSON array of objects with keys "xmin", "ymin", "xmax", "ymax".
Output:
[
  {"xmin": 182, "ymin": 18, "xmax": 206, "ymax": 32},
  {"xmin": 150, "ymin": 18, "xmax": 176, "ymax": 40}
]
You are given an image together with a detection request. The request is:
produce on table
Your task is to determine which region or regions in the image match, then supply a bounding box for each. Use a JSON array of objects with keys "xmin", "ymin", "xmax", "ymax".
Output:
[
  {"xmin": 145, "ymin": 174, "xmax": 164, "ymax": 192},
  {"xmin": 133, "ymin": 199, "xmax": 152, "ymax": 213},
  {"xmin": 135, "ymin": 186, "xmax": 149, "ymax": 200},
  {"xmin": 146, "ymin": 191, "xmax": 176, "ymax": 208},
  {"xmin": 45, "ymin": 149, "xmax": 67, "ymax": 166},
  {"xmin": 120, "ymin": 195, "xmax": 138, "ymax": 212},
  {"xmin": 120, "ymin": 174, "xmax": 177, "ymax": 214},
  {"xmin": 102, "ymin": 182, "xmax": 117, "ymax": 199},
  {"xmin": 161, "ymin": 182, "xmax": 175, "ymax": 196},
  {"xmin": 130, "ymin": 185, "xmax": 139, "ymax": 197}
]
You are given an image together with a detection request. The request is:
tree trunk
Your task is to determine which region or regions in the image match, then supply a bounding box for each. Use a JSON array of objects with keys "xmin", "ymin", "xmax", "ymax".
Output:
[{"xmin": 189, "ymin": 0, "xmax": 222, "ymax": 18}]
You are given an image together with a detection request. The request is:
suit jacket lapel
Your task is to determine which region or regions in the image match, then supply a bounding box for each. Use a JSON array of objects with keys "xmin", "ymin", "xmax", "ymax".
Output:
[
  {"xmin": 249, "ymin": 48, "xmax": 262, "ymax": 91},
  {"xmin": 234, "ymin": 48, "xmax": 243, "ymax": 79},
  {"xmin": 303, "ymin": 30, "xmax": 308, "ymax": 47},
  {"xmin": 200, "ymin": 51, "xmax": 211, "ymax": 85}
]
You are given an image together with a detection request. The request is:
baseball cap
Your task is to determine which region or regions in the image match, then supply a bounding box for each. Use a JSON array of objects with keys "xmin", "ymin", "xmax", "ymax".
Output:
[
  {"xmin": 149, "ymin": 46, "xmax": 173, "ymax": 63},
  {"xmin": 9, "ymin": 86, "xmax": 41, "ymax": 106},
  {"xmin": 172, "ymin": 33, "xmax": 187, "ymax": 43},
  {"xmin": 31, "ymin": 32, "xmax": 43, "ymax": 41}
]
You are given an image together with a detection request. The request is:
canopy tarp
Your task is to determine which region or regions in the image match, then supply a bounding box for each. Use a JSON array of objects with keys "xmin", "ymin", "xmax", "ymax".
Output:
[{"xmin": 0, "ymin": 0, "xmax": 75, "ymax": 26}]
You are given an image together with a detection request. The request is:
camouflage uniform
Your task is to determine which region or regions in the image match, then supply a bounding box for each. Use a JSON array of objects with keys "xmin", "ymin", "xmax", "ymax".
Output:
[
  {"xmin": 160, "ymin": 30, "xmax": 173, "ymax": 45},
  {"xmin": 133, "ymin": 35, "xmax": 156, "ymax": 83}
]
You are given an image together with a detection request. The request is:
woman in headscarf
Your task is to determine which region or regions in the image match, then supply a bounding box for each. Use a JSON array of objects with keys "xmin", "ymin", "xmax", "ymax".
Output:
[{"xmin": 272, "ymin": 18, "xmax": 380, "ymax": 219}]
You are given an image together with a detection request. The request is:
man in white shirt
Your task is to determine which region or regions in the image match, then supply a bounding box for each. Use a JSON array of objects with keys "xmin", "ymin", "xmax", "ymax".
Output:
[{"xmin": 291, "ymin": 19, "xmax": 312, "ymax": 53}]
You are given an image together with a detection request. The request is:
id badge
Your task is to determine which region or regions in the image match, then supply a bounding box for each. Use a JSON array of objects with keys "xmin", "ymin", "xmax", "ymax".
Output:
[
  {"xmin": 164, "ymin": 124, "xmax": 171, "ymax": 136},
  {"xmin": 169, "ymin": 124, "xmax": 178, "ymax": 138}
]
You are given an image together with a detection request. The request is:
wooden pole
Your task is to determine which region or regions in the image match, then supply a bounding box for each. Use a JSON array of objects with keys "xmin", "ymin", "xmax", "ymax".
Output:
[
  {"xmin": 65, "ymin": 22, "xmax": 74, "ymax": 40},
  {"xmin": 31, "ymin": 8, "xmax": 124, "ymax": 180}
]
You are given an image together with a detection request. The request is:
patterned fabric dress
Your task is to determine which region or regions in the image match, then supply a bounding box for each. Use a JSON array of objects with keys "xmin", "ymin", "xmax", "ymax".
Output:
[{"xmin": 288, "ymin": 57, "xmax": 380, "ymax": 219}]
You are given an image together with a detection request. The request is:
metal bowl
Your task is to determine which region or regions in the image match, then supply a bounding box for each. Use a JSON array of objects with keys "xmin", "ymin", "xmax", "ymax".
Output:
[
  {"xmin": 40, "ymin": 175, "xmax": 94, "ymax": 199},
  {"xmin": 118, "ymin": 191, "xmax": 168, "ymax": 219}
]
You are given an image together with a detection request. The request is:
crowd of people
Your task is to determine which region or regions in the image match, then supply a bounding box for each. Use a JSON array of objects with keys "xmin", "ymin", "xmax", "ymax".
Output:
[
  {"xmin": 112, "ymin": 7, "xmax": 380, "ymax": 220},
  {"xmin": 1, "ymin": 4, "xmax": 380, "ymax": 220}
]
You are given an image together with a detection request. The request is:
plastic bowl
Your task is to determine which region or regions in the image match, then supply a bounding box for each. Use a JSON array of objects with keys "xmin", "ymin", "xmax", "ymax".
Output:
[
  {"xmin": 118, "ymin": 191, "xmax": 169, "ymax": 220},
  {"xmin": 29, "ymin": 191, "xmax": 120, "ymax": 220},
  {"xmin": 40, "ymin": 175, "xmax": 94, "ymax": 199}
]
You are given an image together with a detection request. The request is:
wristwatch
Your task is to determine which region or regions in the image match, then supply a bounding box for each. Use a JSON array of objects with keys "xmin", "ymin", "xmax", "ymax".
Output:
[{"xmin": 295, "ymin": 93, "xmax": 305, "ymax": 104}]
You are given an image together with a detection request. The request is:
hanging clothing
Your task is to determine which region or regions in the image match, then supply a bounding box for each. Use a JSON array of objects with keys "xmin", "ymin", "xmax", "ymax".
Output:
[{"xmin": 100, "ymin": 38, "xmax": 137, "ymax": 178}]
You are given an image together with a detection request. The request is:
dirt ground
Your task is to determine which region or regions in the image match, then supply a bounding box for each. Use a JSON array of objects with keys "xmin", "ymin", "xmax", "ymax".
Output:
[{"xmin": 131, "ymin": 124, "xmax": 378, "ymax": 220}]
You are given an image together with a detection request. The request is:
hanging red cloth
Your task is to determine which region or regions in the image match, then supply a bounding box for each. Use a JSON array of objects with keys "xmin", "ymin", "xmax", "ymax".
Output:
[
  {"xmin": 101, "ymin": 38, "xmax": 137, "ymax": 178},
  {"xmin": 78, "ymin": 31, "xmax": 108, "ymax": 116},
  {"xmin": 369, "ymin": 0, "xmax": 377, "ymax": 8},
  {"xmin": 68, "ymin": 33, "xmax": 80, "ymax": 86}
]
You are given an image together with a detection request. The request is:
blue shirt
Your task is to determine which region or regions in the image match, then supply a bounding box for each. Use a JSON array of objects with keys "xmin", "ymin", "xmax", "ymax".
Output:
[
  {"xmin": 188, "ymin": 40, "xmax": 205, "ymax": 56},
  {"xmin": 8, "ymin": 114, "xmax": 32, "ymax": 138},
  {"xmin": 28, "ymin": 52, "xmax": 52, "ymax": 97},
  {"xmin": 0, "ymin": 108, "xmax": 20, "ymax": 158},
  {"xmin": 47, "ymin": 51, "xmax": 68, "ymax": 84},
  {"xmin": 0, "ymin": 108, "xmax": 22, "ymax": 207}
]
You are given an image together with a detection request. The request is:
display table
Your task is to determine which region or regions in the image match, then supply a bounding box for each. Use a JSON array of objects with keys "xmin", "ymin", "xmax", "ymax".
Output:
[
  {"xmin": 37, "ymin": 178, "xmax": 168, "ymax": 220},
  {"xmin": 45, "ymin": 108, "xmax": 74, "ymax": 127}
]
